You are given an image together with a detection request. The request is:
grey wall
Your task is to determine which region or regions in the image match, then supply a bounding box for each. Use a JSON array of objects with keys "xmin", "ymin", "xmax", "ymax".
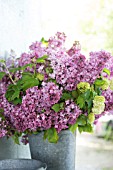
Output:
[
  {"xmin": 0, "ymin": 0, "xmax": 43, "ymax": 158},
  {"xmin": 0, "ymin": 0, "xmax": 42, "ymax": 57}
]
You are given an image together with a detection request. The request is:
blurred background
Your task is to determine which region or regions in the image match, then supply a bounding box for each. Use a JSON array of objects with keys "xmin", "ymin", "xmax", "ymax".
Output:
[
  {"xmin": 0, "ymin": 0, "xmax": 113, "ymax": 56},
  {"xmin": 0, "ymin": 0, "xmax": 113, "ymax": 169}
]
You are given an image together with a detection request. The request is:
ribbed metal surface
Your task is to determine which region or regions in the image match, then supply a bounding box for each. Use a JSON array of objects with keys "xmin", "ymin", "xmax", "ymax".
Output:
[
  {"xmin": 0, "ymin": 159, "xmax": 47, "ymax": 170},
  {"xmin": 29, "ymin": 130, "xmax": 76, "ymax": 170}
]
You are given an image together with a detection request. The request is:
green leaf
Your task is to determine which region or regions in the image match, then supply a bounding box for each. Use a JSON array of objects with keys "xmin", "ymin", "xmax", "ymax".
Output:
[
  {"xmin": 0, "ymin": 108, "xmax": 4, "ymax": 113},
  {"xmin": 12, "ymin": 131, "xmax": 22, "ymax": 145},
  {"xmin": 11, "ymin": 90, "xmax": 20, "ymax": 100},
  {"xmin": 9, "ymin": 64, "xmax": 35, "ymax": 73},
  {"xmin": 40, "ymin": 37, "xmax": 48, "ymax": 43},
  {"xmin": 92, "ymin": 91, "xmax": 97, "ymax": 98},
  {"xmin": 45, "ymin": 67, "xmax": 53, "ymax": 74},
  {"xmin": 40, "ymin": 37, "xmax": 45, "ymax": 42},
  {"xmin": 24, "ymin": 129, "xmax": 30, "ymax": 135},
  {"xmin": 61, "ymin": 92, "xmax": 72, "ymax": 100},
  {"xmin": 77, "ymin": 96, "xmax": 85, "ymax": 109},
  {"xmin": 5, "ymin": 72, "xmax": 40, "ymax": 105},
  {"xmin": 0, "ymin": 72, "xmax": 6, "ymax": 80},
  {"xmin": 21, "ymin": 63, "xmax": 35, "ymax": 70},
  {"xmin": 36, "ymin": 55, "xmax": 48, "ymax": 63},
  {"xmin": 94, "ymin": 86, "xmax": 102, "ymax": 95},
  {"xmin": 12, "ymin": 136, "xmax": 20, "ymax": 145},
  {"xmin": 9, "ymin": 67, "xmax": 21, "ymax": 73},
  {"xmin": 20, "ymin": 73, "xmax": 39, "ymax": 90},
  {"xmin": 78, "ymin": 126, "xmax": 83, "ymax": 133},
  {"xmin": 78, "ymin": 124, "xmax": 93, "ymax": 133},
  {"xmin": 72, "ymin": 90, "xmax": 78, "ymax": 98},
  {"xmin": 33, "ymin": 131, "xmax": 39, "ymax": 135},
  {"xmin": 43, "ymin": 130, "xmax": 48, "ymax": 140},
  {"xmin": 83, "ymin": 90, "xmax": 90, "ymax": 100},
  {"xmin": 22, "ymin": 72, "xmax": 33, "ymax": 76},
  {"xmin": 87, "ymin": 100, "xmax": 93, "ymax": 114},
  {"xmin": 59, "ymin": 102, "xmax": 64, "ymax": 110},
  {"xmin": 77, "ymin": 115, "xmax": 87, "ymax": 126},
  {"xmin": 40, "ymin": 55, "xmax": 48, "ymax": 59},
  {"xmin": 12, "ymin": 98, "xmax": 22, "ymax": 105},
  {"xmin": 12, "ymin": 134, "xmax": 20, "ymax": 145},
  {"xmin": 49, "ymin": 78, "xmax": 57, "ymax": 84},
  {"xmin": 0, "ymin": 113, "xmax": 5, "ymax": 120},
  {"xmin": 41, "ymin": 109, "xmax": 45, "ymax": 113},
  {"xmin": 87, "ymin": 100, "xmax": 93, "ymax": 108},
  {"xmin": 94, "ymin": 79, "xmax": 106, "ymax": 86},
  {"xmin": 69, "ymin": 123, "xmax": 78, "ymax": 133},
  {"xmin": 0, "ymin": 59, "xmax": 5, "ymax": 63},
  {"xmin": 22, "ymin": 72, "xmax": 34, "ymax": 79},
  {"xmin": 44, "ymin": 128, "xmax": 59, "ymax": 143},
  {"xmin": 5, "ymin": 84, "xmax": 21, "ymax": 104},
  {"xmin": 0, "ymin": 109, "xmax": 5, "ymax": 120},
  {"xmin": 21, "ymin": 78, "xmax": 39, "ymax": 91},
  {"xmin": 52, "ymin": 103, "xmax": 60, "ymax": 112},
  {"xmin": 83, "ymin": 124, "xmax": 93, "ymax": 133},
  {"xmin": 52, "ymin": 102, "xmax": 64, "ymax": 112},
  {"xmin": 103, "ymin": 68, "xmax": 110, "ymax": 76}
]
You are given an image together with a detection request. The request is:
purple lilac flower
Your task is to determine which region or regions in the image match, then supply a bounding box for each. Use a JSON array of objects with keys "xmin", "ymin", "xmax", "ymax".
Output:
[
  {"xmin": 0, "ymin": 128, "xmax": 7, "ymax": 138},
  {"xmin": 81, "ymin": 50, "xmax": 112, "ymax": 84},
  {"xmin": 21, "ymin": 135, "xmax": 29, "ymax": 145},
  {"xmin": 1, "ymin": 32, "xmax": 113, "ymax": 138},
  {"xmin": 0, "ymin": 84, "xmax": 81, "ymax": 134},
  {"xmin": 0, "ymin": 82, "xmax": 62, "ymax": 132},
  {"xmin": 23, "ymin": 82, "xmax": 62, "ymax": 112},
  {"xmin": 53, "ymin": 100, "xmax": 82, "ymax": 133},
  {"xmin": 104, "ymin": 55, "xmax": 113, "ymax": 77},
  {"xmin": 67, "ymin": 41, "xmax": 81, "ymax": 56},
  {"xmin": 48, "ymin": 32, "xmax": 66, "ymax": 49},
  {"xmin": 49, "ymin": 51, "xmax": 86, "ymax": 91},
  {"xmin": 102, "ymin": 89, "xmax": 113, "ymax": 111},
  {"xmin": 0, "ymin": 93, "xmax": 14, "ymax": 137},
  {"xmin": 0, "ymin": 118, "xmax": 9, "ymax": 138}
]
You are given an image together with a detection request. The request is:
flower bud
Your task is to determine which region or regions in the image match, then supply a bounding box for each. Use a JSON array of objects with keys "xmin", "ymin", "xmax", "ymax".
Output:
[
  {"xmin": 92, "ymin": 96, "xmax": 105, "ymax": 115},
  {"xmin": 110, "ymin": 78, "xmax": 113, "ymax": 91},
  {"xmin": 88, "ymin": 113, "xmax": 95, "ymax": 123},
  {"xmin": 77, "ymin": 82, "xmax": 90, "ymax": 93},
  {"xmin": 93, "ymin": 96, "xmax": 105, "ymax": 103},
  {"xmin": 101, "ymin": 78, "xmax": 110, "ymax": 90}
]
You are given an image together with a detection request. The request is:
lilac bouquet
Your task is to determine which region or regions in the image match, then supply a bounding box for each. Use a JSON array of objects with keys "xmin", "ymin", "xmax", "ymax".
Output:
[{"xmin": 0, "ymin": 32, "xmax": 113, "ymax": 144}]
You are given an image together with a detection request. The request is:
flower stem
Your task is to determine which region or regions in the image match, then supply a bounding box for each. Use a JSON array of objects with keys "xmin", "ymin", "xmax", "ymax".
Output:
[{"xmin": 3, "ymin": 63, "xmax": 16, "ymax": 85}]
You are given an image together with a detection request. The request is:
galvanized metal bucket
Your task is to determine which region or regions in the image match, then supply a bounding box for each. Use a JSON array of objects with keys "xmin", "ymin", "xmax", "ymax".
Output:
[
  {"xmin": 0, "ymin": 137, "xmax": 30, "ymax": 159},
  {"xmin": 29, "ymin": 130, "xmax": 76, "ymax": 170},
  {"xmin": 0, "ymin": 159, "xmax": 47, "ymax": 170}
]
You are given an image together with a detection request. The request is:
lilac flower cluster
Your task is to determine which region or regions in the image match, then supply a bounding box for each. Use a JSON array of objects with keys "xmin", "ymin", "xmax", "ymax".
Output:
[
  {"xmin": 0, "ymin": 92, "xmax": 14, "ymax": 137},
  {"xmin": 85, "ymin": 51, "xmax": 111, "ymax": 84},
  {"xmin": 19, "ymin": 53, "xmax": 32, "ymax": 67},
  {"xmin": 102, "ymin": 89, "xmax": 113, "ymax": 111},
  {"xmin": 49, "ymin": 52, "xmax": 86, "ymax": 91},
  {"xmin": 0, "ymin": 32, "xmax": 113, "ymax": 141},
  {"xmin": 48, "ymin": 32, "xmax": 66, "ymax": 49},
  {"xmin": 0, "ymin": 82, "xmax": 81, "ymax": 134},
  {"xmin": 49, "ymin": 50, "xmax": 111, "ymax": 91},
  {"xmin": 53, "ymin": 100, "xmax": 82, "ymax": 133},
  {"xmin": 24, "ymin": 82, "xmax": 62, "ymax": 111},
  {"xmin": 18, "ymin": 32, "xmax": 112, "ymax": 91},
  {"xmin": 104, "ymin": 51, "xmax": 113, "ymax": 73},
  {"xmin": 0, "ymin": 114, "xmax": 9, "ymax": 138}
]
